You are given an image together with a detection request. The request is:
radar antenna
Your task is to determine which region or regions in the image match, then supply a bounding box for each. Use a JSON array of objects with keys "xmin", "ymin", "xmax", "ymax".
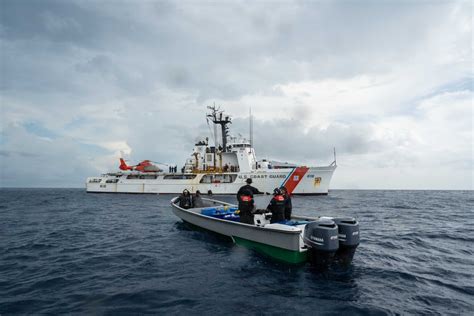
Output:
[{"xmin": 207, "ymin": 105, "xmax": 232, "ymax": 152}]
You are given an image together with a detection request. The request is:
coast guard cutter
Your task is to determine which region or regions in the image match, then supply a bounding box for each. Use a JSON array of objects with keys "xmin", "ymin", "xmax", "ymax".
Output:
[{"xmin": 86, "ymin": 106, "xmax": 337, "ymax": 195}]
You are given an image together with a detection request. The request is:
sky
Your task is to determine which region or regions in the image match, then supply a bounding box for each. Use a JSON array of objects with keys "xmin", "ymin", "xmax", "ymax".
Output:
[{"xmin": 0, "ymin": 0, "xmax": 472, "ymax": 189}]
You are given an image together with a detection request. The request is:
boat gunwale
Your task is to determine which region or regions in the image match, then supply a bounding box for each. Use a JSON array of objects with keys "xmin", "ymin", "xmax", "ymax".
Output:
[{"xmin": 170, "ymin": 197, "xmax": 315, "ymax": 235}]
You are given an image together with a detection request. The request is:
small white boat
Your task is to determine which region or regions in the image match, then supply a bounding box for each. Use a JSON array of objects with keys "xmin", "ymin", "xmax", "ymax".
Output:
[{"xmin": 170, "ymin": 196, "xmax": 359, "ymax": 265}]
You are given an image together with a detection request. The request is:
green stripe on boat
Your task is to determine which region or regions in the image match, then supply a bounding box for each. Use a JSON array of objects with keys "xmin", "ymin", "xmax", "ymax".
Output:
[{"xmin": 233, "ymin": 236, "xmax": 308, "ymax": 264}]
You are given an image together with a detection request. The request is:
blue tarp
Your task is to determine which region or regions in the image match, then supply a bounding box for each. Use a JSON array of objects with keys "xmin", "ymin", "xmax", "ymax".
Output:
[{"xmin": 201, "ymin": 207, "xmax": 240, "ymax": 222}]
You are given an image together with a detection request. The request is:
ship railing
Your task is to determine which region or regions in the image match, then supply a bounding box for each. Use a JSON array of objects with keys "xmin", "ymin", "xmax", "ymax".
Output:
[{"xmin": 192, "ymin": 167, "xmax": 240, "ymax": 174}]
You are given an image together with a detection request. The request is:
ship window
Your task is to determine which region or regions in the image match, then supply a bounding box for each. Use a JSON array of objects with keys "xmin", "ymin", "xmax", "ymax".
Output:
[
  {"xmin": 232, "ymin": 144, "xmax": 250, "ymax": 148},
  {"xmin": 225, "ymin": 174, "xmax": 237, "ymax": 183},
  {"xmin": 163, "ymin": 174, "xmax": 197, "ymax": 180},
  {"xmin": 89, "ymin": 178, "xmax": 102, "ymax": 183},
  {"xmin": 200, "ymin": 175, "xmax": 212, "ymax": 183},
  {"xmin": 139, "ymin": 175, "xmax": 158, "ymax": 179},
  {"xmin": 126, "ymin": 175, "xmax": 140, "ymax": 179},
  {"xmin": 106, "ymin": 179, "xmax": 119, "ymax": 183},
  {"xmin": 200, "ymin": 174, "xmax": 237, "ymax": 183}
]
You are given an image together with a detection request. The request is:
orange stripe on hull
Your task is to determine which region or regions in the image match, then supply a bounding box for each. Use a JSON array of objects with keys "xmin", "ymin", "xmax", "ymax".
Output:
[{"xmin": 283, "ymin": 167, "xmax": 309, "ymax": 194}]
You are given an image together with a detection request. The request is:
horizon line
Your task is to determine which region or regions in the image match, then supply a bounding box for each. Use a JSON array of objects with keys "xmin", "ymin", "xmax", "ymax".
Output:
[{"xmin": 0, "ymin": 187, "xmax": 472, "ymax": 191}]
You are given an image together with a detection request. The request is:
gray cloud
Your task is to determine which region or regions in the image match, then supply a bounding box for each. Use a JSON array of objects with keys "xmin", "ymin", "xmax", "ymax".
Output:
[
  {"xmin": 1, "ymin": 0, "xmax": 456, "ymax": 99},
  {"xmin": 0, "ymin": 150, "xmax": 39, "ymax": 158},
  {"xmin": 230, "ymin": 117, "xmax": 380, "ymax": 165}
]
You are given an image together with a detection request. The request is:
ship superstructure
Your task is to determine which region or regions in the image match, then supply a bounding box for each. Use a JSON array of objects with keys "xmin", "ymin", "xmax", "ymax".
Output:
[{"xmin": 86, "ymin": 106, "xmax": 336, "ymax": 195}]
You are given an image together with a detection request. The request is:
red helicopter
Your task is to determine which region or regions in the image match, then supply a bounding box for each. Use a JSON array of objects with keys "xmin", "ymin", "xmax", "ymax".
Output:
[{"xmin": 119, "ymin": 158, "xmax": 162, "ymax": 172}]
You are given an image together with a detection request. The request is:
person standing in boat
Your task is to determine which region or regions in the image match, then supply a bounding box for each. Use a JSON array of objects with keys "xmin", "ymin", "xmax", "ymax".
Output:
[
  {"xmin": 267, "ymin": 188, "xmax": 286, "ymax": 223},
  {"xmin": 236, "ymin": 178, "xmax": 261, "ymax": 200},
  {"xmin": 280, "ymin": 186, "xmax": 292, "ymax": 221},
  {"xmin": 193, "ymin": 190, "xmax": 204, "ymax": 208},
  {"xmin": 178, "ymin": 189, "xmax": 193, "ymax": 209},
  {"xmin": 238, "ymin": 188, "xmax": 255, "ymax": 225}
]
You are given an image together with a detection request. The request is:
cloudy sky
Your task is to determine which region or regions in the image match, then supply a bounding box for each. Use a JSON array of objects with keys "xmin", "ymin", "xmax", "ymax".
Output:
[{"xmin": 0, "ymin": 0, "xmax": 472, "ymax": 189}]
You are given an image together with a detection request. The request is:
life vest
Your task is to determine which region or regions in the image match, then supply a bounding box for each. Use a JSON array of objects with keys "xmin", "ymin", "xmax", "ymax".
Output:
[
  {"xmin": 240, "ymin": 195, "xmax": 252, "ymax": 203},
  {"xmin": 270, "ymin": 195, "xmax": 286, "ymax": 223},
  {"xmin": 274, "ymin": 195, "xmax": 285, "ymax": 202},
  {"xmin": 239, "ymin": 195, "xmax": 253, "ymax": 213}
]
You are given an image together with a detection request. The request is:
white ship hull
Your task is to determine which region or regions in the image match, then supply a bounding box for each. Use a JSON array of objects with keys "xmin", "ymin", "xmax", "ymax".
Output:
[{"xmin": 86, "ymin": 165, "xmax": 336, "ymax": 195}]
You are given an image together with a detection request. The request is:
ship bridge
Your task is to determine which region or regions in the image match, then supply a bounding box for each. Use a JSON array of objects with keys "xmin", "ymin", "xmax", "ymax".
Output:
[{"xmin": 184, "ymin": 136, "xmax": 258, "ymax": 174}]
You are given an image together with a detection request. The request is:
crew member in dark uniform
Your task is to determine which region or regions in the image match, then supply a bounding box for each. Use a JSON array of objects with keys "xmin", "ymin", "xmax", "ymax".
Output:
[
  {"xmin": 267, "ymin": 188, "xmax": 286, "ymax": 223},
  {"xmin": 280, "ymin": 186, "xmax": 292, "ymax": 220},
  {"xmin": 193, "ymin": 190, "xmax": 204, "ymax": 208},
  {"xmin": 236, "ymin": 178, "xmax": 261, "ymax": 200},
  {"xmin": 178, "ymin": 189, "xmax": 193, "ymax": 209},
  {"xmin": 238, "ymin": 188, "xmax": 255, "ymax": 225}
]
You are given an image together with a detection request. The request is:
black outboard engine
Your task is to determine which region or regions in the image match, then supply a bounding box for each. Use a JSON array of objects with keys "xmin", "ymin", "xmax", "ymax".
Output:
[
  {"xmin": 303, "ymin": 219, "xmax": 339, "ymax": 268},
  {"xmin": 333, "ymin": 217, "xmax": 360, "ymax": 265}
]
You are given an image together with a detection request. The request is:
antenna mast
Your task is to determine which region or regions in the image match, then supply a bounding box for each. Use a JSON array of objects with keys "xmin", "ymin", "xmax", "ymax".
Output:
[
  {"xmin": 249, "ymin": 107, "xmax": 253, "ymax": 148},
  {"xmin": 207, "ymin": 105, "xmax": 232, "ymax": 152}
]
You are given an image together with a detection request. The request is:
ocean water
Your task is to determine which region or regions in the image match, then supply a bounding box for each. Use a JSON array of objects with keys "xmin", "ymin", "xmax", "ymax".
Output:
[{"xmin": 0, "ymin": 189, "xmax": 472, "ymax": 315}]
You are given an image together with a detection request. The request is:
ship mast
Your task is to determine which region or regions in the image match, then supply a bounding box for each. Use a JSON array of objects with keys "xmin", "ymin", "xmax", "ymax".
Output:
[
  {"xmin": 206, "ymin": 105, "xmax": 232, "ymax": 153},
  {"xmin": 249, "ymin": 107, "xmax": 253, "ymax": 148}
]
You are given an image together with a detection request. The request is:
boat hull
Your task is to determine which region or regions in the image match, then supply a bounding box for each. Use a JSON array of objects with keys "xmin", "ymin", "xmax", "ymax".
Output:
[
  {"xmin": 86, "ymin": 165, "xmax": 336, "ymax": 195},
  {"xmin": 232, "ymin": 236, "xmax": 308, "ymax": 264},
  {"xmin": 171, "ymin": 198, "xmax": 309, "ymax": 264}
]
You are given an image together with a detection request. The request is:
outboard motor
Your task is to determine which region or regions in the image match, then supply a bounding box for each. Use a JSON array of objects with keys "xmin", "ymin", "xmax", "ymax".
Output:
[
  {"xmin": 303, "ymin": 219, "xmax": 339, "ymax": 268},
  {"xmin": 333, "ymin": 217, "xmax": 359, "ymax": 265}
]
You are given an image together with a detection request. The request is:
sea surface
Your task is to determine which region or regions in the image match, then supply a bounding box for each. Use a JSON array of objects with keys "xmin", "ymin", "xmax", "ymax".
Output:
[{"xmin": 0, "ymin": 189, "xmax": 472, "ymax": 315}]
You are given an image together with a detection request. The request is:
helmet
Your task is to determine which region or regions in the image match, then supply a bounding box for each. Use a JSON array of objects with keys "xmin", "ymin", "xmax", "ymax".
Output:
[
  {"xmin": 273, "ymin": 188, "xmax": 281, "ymax": 195},
  {"xmin": 246, "ymin": 178, "xmax": 252, "ymax": 184}
]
